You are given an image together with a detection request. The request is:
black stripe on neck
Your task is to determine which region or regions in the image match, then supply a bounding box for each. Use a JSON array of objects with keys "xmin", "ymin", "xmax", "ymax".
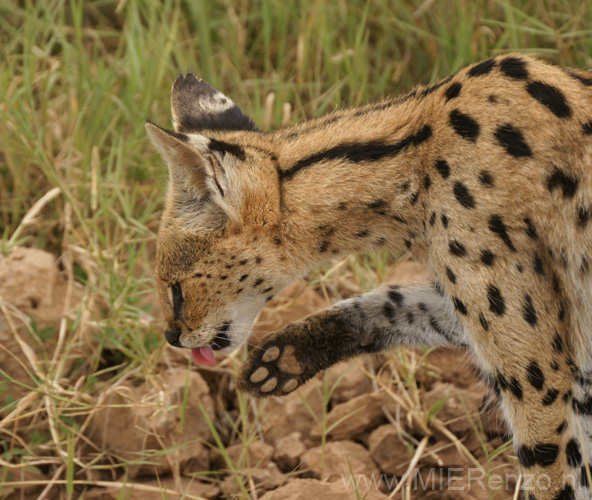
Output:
[{"xmin": 279, "ymin": 124, "xmax": 432, "ymax": 181}]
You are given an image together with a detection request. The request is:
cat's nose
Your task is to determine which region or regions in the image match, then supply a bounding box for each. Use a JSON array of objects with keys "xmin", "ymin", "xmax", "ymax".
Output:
[{"xmin": 164, "ymin": 328, "xmax": 182, "ymax": 347}]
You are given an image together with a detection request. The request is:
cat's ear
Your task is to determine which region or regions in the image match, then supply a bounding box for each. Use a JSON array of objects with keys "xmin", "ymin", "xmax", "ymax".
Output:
[
  {"xmin": 145, "ymin": 122, "xmax": 230, "ymax": 205},
  {"xmin": 171, "ymin": 74, "xmax": 257, "ymax": 133}
]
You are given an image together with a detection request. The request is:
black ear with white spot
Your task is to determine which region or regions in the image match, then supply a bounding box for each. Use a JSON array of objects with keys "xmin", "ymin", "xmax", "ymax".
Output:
[{"xmin": 171, "ymin": 74, "xmax": 256, "ymax": 133}]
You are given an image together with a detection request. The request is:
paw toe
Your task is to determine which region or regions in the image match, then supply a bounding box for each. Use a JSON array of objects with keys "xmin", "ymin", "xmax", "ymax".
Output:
[
  {"xmin": 262, "ymin": 345, "xmax": 280, "ymax": 362},
  {"xmin": 249, "ymin": 366, "xmax": 269, "ymax": 383},
  {"xmin": 281, "ymin": 378, "xmax": 299, "ymax": 393},
  {"xmin": 260, "ymin": 377, "xmax": 278, "ymax": 393}
]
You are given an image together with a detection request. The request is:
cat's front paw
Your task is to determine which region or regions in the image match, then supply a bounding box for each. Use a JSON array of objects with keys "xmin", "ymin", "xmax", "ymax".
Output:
[{"xmin": 237, "ymin": 337, "xmax": 308, "ymax": 397}]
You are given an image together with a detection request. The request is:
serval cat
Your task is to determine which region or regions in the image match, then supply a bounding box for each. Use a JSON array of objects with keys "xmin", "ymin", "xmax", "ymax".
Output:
[{"xmin": 147, "ymin": 54, "xmax": 592, "ymax": 499}]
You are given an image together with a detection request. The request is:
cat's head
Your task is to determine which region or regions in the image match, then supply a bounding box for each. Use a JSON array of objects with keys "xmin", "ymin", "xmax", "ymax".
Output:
[{"xmin": 147, "ymin": 75, "xmax": 295, "ymax": 363}]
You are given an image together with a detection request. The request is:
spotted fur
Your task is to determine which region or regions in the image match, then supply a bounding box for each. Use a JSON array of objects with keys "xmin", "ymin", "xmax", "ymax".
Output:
[{"xmin": 147, "ymin": 56, "xmax": 592, "ymax": 499}]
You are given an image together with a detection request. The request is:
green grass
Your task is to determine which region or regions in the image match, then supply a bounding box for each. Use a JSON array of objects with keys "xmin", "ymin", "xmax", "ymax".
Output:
[{"xmin": 2, "ymin": 0, "xmax": 592, "ymax": 498}]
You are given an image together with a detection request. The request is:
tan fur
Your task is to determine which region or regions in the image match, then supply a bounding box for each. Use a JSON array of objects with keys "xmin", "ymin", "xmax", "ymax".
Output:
[{"xmin": 148, "ymin": 57, "xmax": 592, "ymax": 499}]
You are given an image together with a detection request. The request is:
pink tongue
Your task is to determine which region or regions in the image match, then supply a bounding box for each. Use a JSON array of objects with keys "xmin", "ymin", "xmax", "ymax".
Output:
[{"xmin": 191, "ymin": 346, "xmax": 216, "ymax": 366}]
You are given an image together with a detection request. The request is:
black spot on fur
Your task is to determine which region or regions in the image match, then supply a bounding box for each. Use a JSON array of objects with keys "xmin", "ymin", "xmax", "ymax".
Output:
[
  {"xmin": 494, "ymin": 123, "xmax": 532, "ymax": 158},
  {"xmin": 423, "ymin": 174, "xmax": 432, "ymax": 191},
  {"xmin": 356, "ymin": 229, "xmax": 369, "ymax": 238},
  {"xmin": 524, "ymin": 218, "xmax": 538, "ymax": 240},
  {"xmin": 578, "ymin": 206, "xmax": 591, "ymax": 228},
  {"xmin": 582, "ymin": 256, "xmax": 590, "ymax": 274},
  {"xmin": 444, "ymin": 82, "xmax": 462, "ymax": 101},
  {"xmin": 551, "ymin": 360, "xmax": 560, "ymax": 371},
  {"xmin": 554, "ymin": 485, "xmax": 575, "ymax": 500},
  {"xmin": 547, "ymin": 167, "xmax": 579, "ymax": 198},
  {"xmin": 581, "ymin": 465, "xmax": 591, "ymax": 488},
  {"xmin": 453, "ymin": 181, "xmax": 475, "ymax": 209},
  {"xmin": 368, "ymin": 199, "xmax": 386, "ymax": 210},
  {"xmin": 566, "ymin": 440, "xmax": 583, "ymax": 468},
  {"xmin": 533, "ymin": 254, "xmax": 545, "ymax": 275},
  {"xmin": 517, "ymin": 443, "xmax": 559, "ymax": 468},
  {"xmin": 410, "ymin": 192, "xmax": 420, "ymax": 205},
  {"xmin": 552, "ymin": 332, "xmax": 564, "ymax": 353},
  {"xmin": 261, "ymin": 287, "xmax": 273, "ymax": 294},
  {"xmin": 526, "ymin": 360, "xmax": 545, "ymax": 390},
  {"xmin": 239, "ymin": 274, "xmax": 249, "ymax": 282},
  {"xmin": 569, "ymin": 71, "xmax": 592, "ymax": 86},
  {"xmin": 253, "ymin": 278, "xmax": 264, "ymax": 287},
  {"xmin": 255, "ymin": 257, "xmax": 263, "ymax": 264},
  {"xmin": 573, "ymin": 396, "xmax": 592, "ymax": 415},
  {"xmin": 542, "ymin": 388, "xmax": 559, "ymax": 406},
  {"xmin": 489, "ymin": 214, "xmax": 517, "ymax": 252},
  {"xmin": 499, "ymin": 56, "xmax": 529, "ymax": 80},
  {"xmin": 446, "ymin": 267, "xmax": 456, "ymax": 284},
  {"xmin": 527, "ymin": 81, "xmax": 572, "ymax": 118},
  {"xmin": 556, "ymin": 420, "xmax": 568, "ymax": 434},
  {"xmin": 388, "ymin": 287, "xmax": 404, "ymax": 305},
  {"xmin": 478, "ymin": 171, "xmax": 493, "ymax": 187},
  {"xmin": 449, "ymin": 240, "xmax": 467, "ymax": 257},
  {"xmin": 449, "ymin": 109, "xmax": 480, "ymax": 141},
  {"xmin": 497, "ymin": 373, "xmax": 523, "ymax": 400},
  {"xmin": 319, "ymin": 240, "xmax": 330, "ymax": 252},
  {"xmin": 583, "ymin": 121, "xmax": 592, "ymax": 135},
  {"xmin": 487, "ymin": 285, "xmax": 505, "ymax": 316},
  {"xmin": 453, "ymin": 297, "xmax": 468, "ymax": 315},
  {"xmin": 383, "ymin": 301, "xmax": 395, "ymax": 320},
  {"xmin": 441, "ymin": 214, "xmax": 449, "ymax": 228},
  {"xmin": 468, "ymin": 58, "xmax": 496, "ymax": 77},
  {"xmin": 407, "ymin": 312, "xmax": 414, "ymax": 324},
  {"xmin": 480, "ymin": 250, "xmax": 495, "ymax": 266},
  {"xmin": 434, "ymin": 159, "xmax": 450, "ymax": 178},
  {"xmin": 580, "ymin": 465, "xmax": 590, "ymax": 489},
  {"xmin": 429, "ymin": 212, "xmax": 436, "ymax": 226},
  {"xmin": 523, "ymin": 294, "xmax": 538, "ymax": 326},
  {"xmin": 479, "ymin": 312, "xmax": 489, "ymax": 331},
  {"xmin": 280, "ymin": 125, "xmax": 432, "ymax": 180}
]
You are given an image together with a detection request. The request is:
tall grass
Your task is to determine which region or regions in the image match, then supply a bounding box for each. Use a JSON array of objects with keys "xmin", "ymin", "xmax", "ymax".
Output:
[{"xmin": 2, "ymin": 0, "xmax": 592, "ymax": 498}]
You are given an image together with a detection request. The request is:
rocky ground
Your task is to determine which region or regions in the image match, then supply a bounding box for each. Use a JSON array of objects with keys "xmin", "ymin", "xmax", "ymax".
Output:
[{"xmin": 1, "ymin": 248, "xmax": 518, "ymax": 500}]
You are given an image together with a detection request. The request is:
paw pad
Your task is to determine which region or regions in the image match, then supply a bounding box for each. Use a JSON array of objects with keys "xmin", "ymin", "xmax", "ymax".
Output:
[
  {"xmin": 281, "ymin": 379, "xmax": 298, "ymax": 393},
  {"xmin": 250, "ymin": 366, "xmax": 269, "ymax": 383},
  {"xmin": 262, "ymin": 346, "xmax": 280, "ymax": 362},
  {"xmin": 240, "ymin": 342, "xmax": 305, "ymax": 396},
  {"xmin": 260, "ymin": 377, "xmax": 278, "ymax": 392},
  {"xmin": 277, "ymin": 345, "xmax": 305, "ymax": 375}
]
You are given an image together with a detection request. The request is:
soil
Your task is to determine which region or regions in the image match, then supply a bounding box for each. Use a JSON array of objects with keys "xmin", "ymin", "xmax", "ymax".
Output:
[{"xmin": 0, "ymin": 250, "xmax": 518, "ymax": 500}]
